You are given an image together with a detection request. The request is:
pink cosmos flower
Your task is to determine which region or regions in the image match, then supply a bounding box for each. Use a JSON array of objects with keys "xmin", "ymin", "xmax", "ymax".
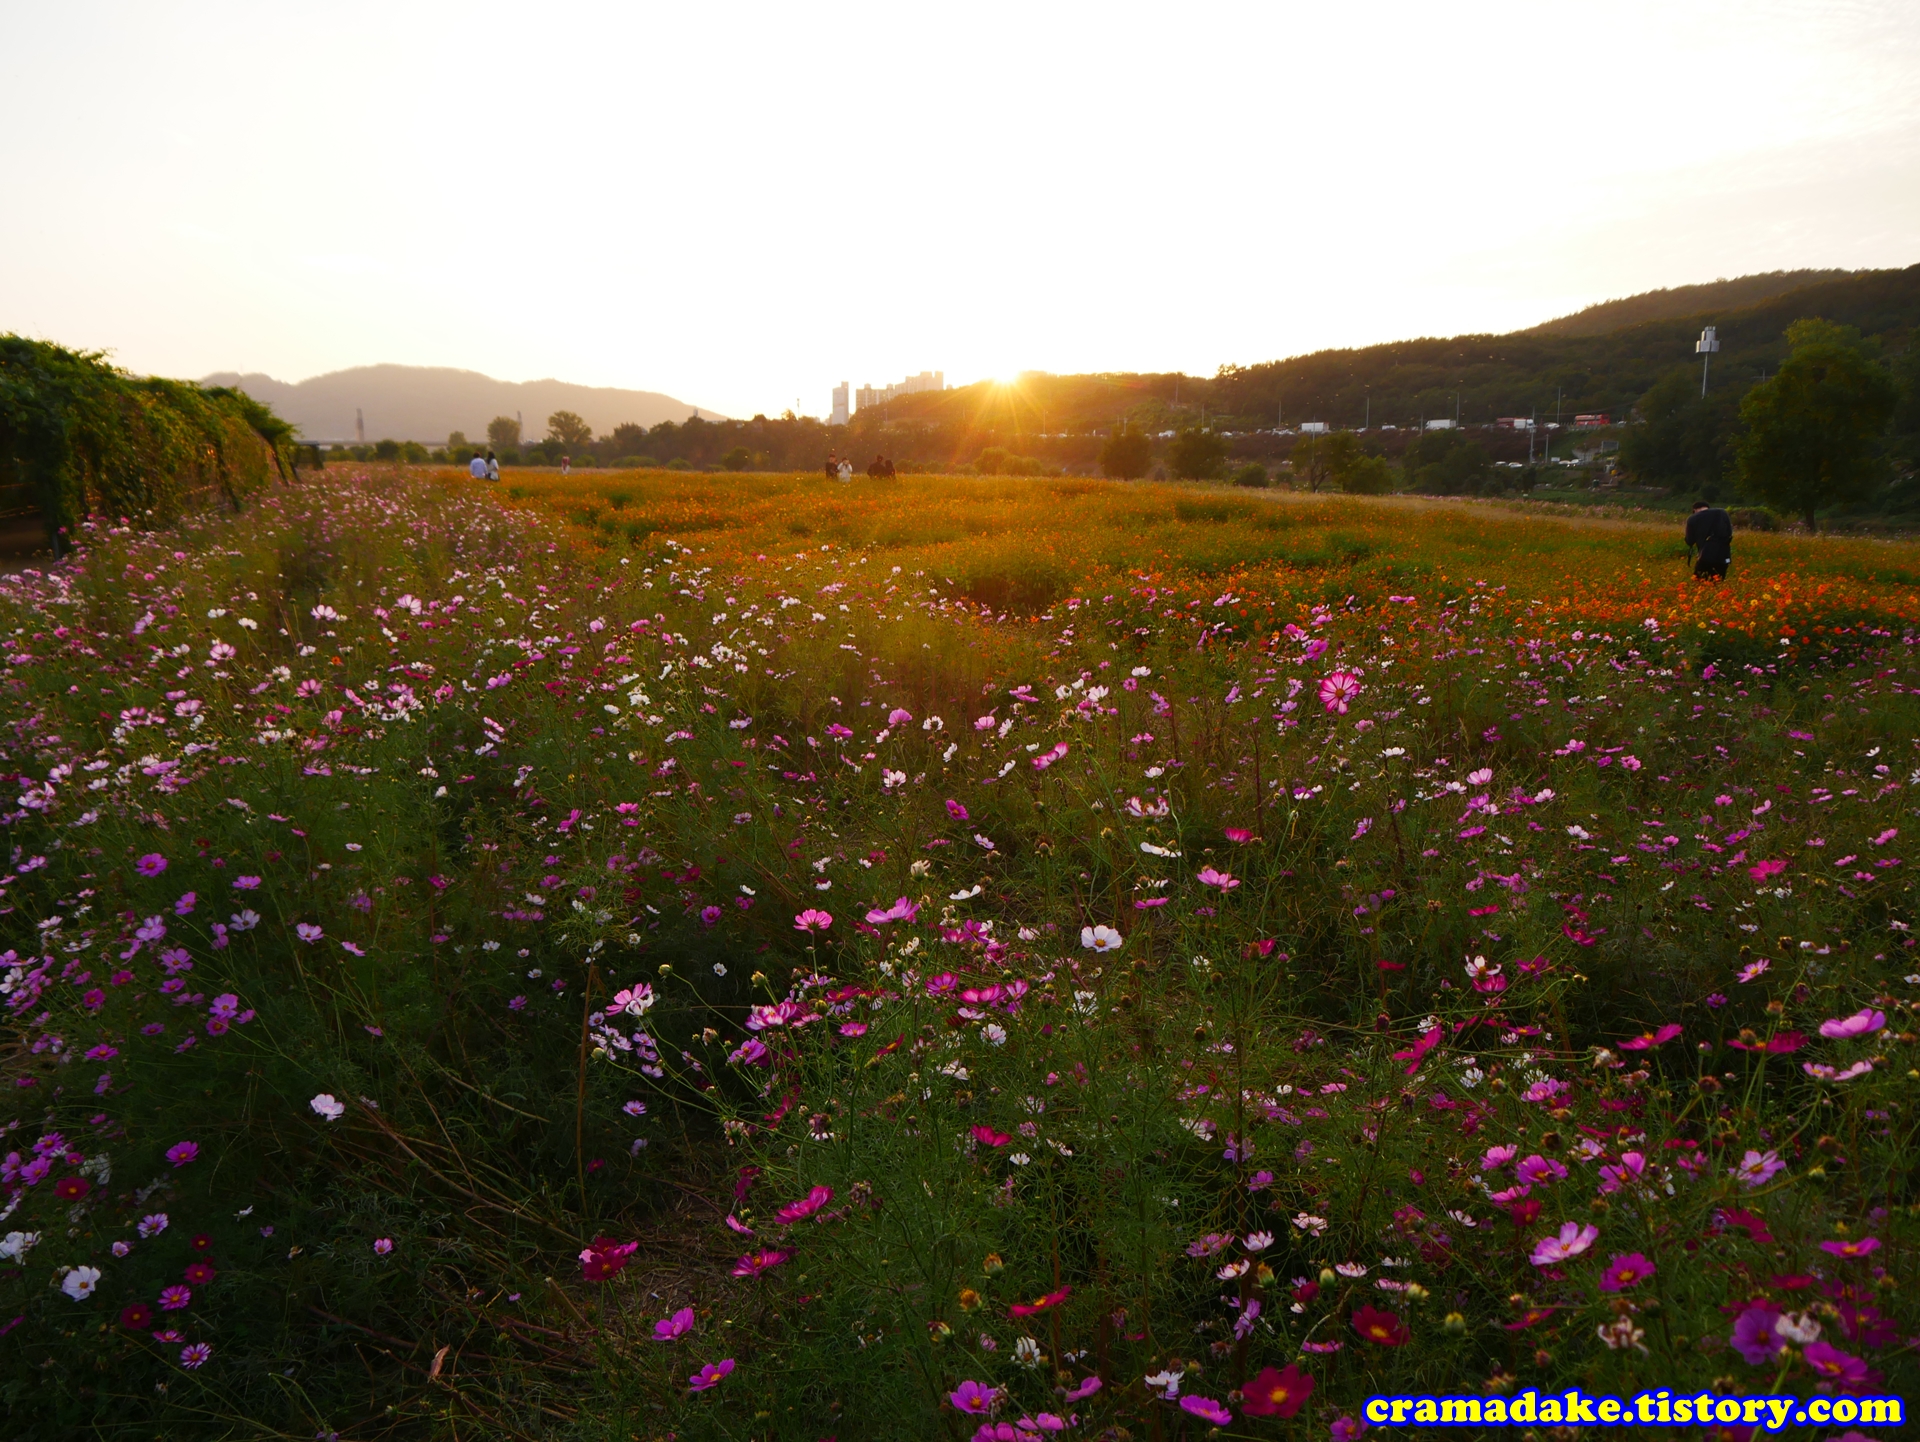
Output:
[
  {"xmin": 1817, "ymin": 1008, "xmax": 1886, "ymax": 1040},
  {"xmin": 1223, "ymin": 827, "xmax": 1255, "ymax": 843},
  {"xmin": 1598, "ymin": 1252, "xmax": 1655, "ymax": 1291},
  {"xmin": 1736, "ymin": 957, "xmax": 1771, "ymax": 983},
  {"xmin": 1319, "ymin": 671, "xmax": 1362, "ymax": 713},
  {"xmin": 233, "ymin": 875, "xmax": 261, "ymax": 890},
  {"xmin": 1819, "ymin": 1237, "xmax": 1880, "ymax": 1259},
  {"xmin": 136, "ymin": 853, "xmax": 168, "ymax": 878},
  {"xmin": 1731, "ymin": 1149, "xmax": 1785, "ymax": 1187},
  {"xmin": 1195, "ymin": 866, "xmax": 1239, "ymax": 890},
  {"xmin": 730, "ymin": 1247, "xmax": 793, "ymax": 1277},
  {"xmin": 1178, "ymin": 1396, "xmax": 1233, "ymax": 1424},
  {"xmin": 178, "ymin": 1342, "xmax": 211, "ymax": 1369},
  {"xmin": 373, "ymin": 1238, "xmax": 393, "ymax": 1255},
  {"xmin": 653, "ymin": 1306, "xmax": 696, "ymax": 1341},
  {"xmin": 165, "ymin": 1141, "xmax": 199, "ymax": 1168},
  {"xmin": 950, "ymin": 1380, "xmax": 1000, "ymax": 1415},
  {"xmin": 1514, "ymin": 1154, "xmax": 1568, "ymax": 1186},
  {"xmin": 1391, "ymin": 1025, "xmax": 1442, "ymax": 1076},
  {"xmin": 1480, "ymin": 1144, "xmax": 1517, "ymax": 1170},
  {"xmin": 1597, "ymin": 1151, "xmax": 1647, "ymax": 1195},
  {"xmin": 1617, "ymin": 1023, "xmax": 1682, "ymax": 1050},
  {"xmin": 792, "ymin": 909, "xmax": 832, "ymax": 933},
  {"xmin": 945, "ymin": 799, "xmax": 970, "ymax": 821},
  {"xmin": 688, "ymin": 1358, "xmax": 734, "ymax": 1391},
  {"xmin": 971, "ymin": 1126, "xmax": 1011, "ymax": 1148},
  {"xmin": 865, "ymin": 896, "xmax": 919, "ymax": 925},
  {"xmin": 887, "ymin": 708, "xmax": 913, "ymax": 726},
  {"xmin": 775, "ymin": 1186, "xmax": 834, "ymax": 1224},
  {"xmin": 1529, "ymin": 1221, "xmax": 1598, "ymax": 1266},
  {"xmin": 1802, "ymin": 1340, "xmax": 1875, "ymax": 1392},
  {"xmin": 1747, "ymin": 859, "xmax": 1787, "ymax": 881},
  {"xmin": 158, "ymin": 1285, "xmax": 192, "ymax": 1311},
  {"xmin": 296, "ymin": 923, "xmax": 323, "ymax": 943}
]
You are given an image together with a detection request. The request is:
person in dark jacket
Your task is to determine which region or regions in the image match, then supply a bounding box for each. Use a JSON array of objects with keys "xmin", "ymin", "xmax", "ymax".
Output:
[{"xmin": 1685, "ymin": 500, "xmax": 1733, "ymax": 580}]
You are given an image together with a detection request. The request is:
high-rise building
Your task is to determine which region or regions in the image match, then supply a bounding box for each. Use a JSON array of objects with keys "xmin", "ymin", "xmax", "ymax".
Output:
[
  {"xmin": 830, "ymin": 383, "xmax": 849, "ymax": 427},
  {"xmin": 854, "ymin": 371, "xmax": 944, "ymax": 413}
]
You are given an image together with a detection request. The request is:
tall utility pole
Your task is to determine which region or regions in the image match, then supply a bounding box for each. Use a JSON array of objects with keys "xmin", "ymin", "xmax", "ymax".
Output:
[
  {"xmin": 1363, "ymin": 390, "xmax": 1370, "ymax": 430},
  {"xmin": 1695, "ymin": 326, "xmax": 1720, "ymax": 398},
  {"xmin": 1454, "ymin": 390, "xmax": 1461, "ymax": 426}
]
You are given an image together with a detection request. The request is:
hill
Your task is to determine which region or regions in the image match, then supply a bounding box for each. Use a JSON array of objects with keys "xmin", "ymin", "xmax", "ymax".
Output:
[
  {"xmin": 198, "ymin": 364, "xmax": 719, "ymax": 445},
  {"xmin": 1522, "ymin": 269, "xmax": 1857, "ymax": 337},
  {"xmin": 845, "ymin": 265, "xmax": 1920, "ymax": 450}
]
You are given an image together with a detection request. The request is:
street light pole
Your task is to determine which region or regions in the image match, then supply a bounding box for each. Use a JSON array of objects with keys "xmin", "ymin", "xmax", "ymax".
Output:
[{"xmin": 1696, "ymin": 326, "xmax": 1720, "ymax": 398}]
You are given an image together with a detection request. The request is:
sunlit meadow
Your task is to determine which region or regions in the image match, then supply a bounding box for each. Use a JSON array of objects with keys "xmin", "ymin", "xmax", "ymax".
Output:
[{"xmin": 1, "ymin": 464, "xmax": 1916, "ymax": 1439}]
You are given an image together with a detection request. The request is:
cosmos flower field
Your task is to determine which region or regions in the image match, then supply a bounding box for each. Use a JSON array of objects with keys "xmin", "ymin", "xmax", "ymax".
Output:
[{"xmin": 1, "ymin": 465, "xmax": 1917, "ymax": 1440}]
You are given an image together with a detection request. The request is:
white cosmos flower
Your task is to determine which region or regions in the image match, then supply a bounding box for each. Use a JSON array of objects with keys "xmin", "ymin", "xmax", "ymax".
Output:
[
  {"xmin": 1081, "ymin": 925, "xmax": 1123, "ymax": 953},
  {"xmin": 62, "ymin": 1266, "xmax": 102, "ymax": 1300},
  {"xmin": 309, "ymin": 1093, "xmax": 345, "ymax": 1121}
]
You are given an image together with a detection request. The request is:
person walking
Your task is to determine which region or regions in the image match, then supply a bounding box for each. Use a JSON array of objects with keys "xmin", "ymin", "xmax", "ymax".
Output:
[
  {"xmin": 1685, "ymin": 499, "xmax": 1733, "ymax": 580},
  {"xmin": 486, "ymin": 450, "xmax": 501, "ymax": 482},
  {"xmin": 468, "ymin": 449, "xmax": 488, "ymax": 481}
]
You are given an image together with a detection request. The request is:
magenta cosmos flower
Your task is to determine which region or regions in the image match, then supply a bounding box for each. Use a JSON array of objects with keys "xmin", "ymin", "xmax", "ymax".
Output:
[
  {"xmin": 653, "ymin": 1306, "xmax": 696, "ymax": 1341},
  {"xmin": 1598, "ymin": 1252, "xmax": 1655, "ymax": 1291},
  {"xmin": 165, "ymin": 1141, "xmax": 199, "ymax": 1168},
  {"xmin": 688, "ymin": 1358, "xmax": 734, "ymax": 1392},
  {"xmin": 135, "ymin": 853, "xmax": 168, "ymax": 878},
  {"xmin": 1319, "ymin": 671, "xmax": 1362, "ymax": 713},
  {"xmin": 1195, "ymin": 866, "xmax": 1240, "ymax": 890},
  {"xmin": 1529, "ymin": 1222, "xmax": 1598, "ymax": 1266},
  {"xmin": 792, "ymin": 909, "xmax": 832, "ymax": 933}
]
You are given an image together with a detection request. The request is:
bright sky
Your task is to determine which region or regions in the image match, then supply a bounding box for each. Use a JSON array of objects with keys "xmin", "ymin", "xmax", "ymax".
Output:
[{"xmin": 4, "ymin": 1, "xmax": 1917, "ymax": 420}]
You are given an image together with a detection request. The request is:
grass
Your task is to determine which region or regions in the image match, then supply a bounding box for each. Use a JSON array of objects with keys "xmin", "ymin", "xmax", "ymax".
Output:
[{"xmin": 0, "ymin": 464, "xmax": 1915, "ymax": 1439}]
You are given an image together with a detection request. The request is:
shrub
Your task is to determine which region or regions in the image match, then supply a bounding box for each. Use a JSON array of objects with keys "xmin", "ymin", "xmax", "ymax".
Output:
[
  {"xmin": 1232, "ymin": 462, "xmax": 1270, "ymax": 488},
  {"xmin": 1168, "ymin": 427, "xmax": 1229, "ymax": 479}
]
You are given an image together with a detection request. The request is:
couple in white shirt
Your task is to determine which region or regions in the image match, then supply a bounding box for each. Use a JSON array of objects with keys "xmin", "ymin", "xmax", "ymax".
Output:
[{"xmin": 467, "ymin": 451, "xmax": 501, "ymax": 481}]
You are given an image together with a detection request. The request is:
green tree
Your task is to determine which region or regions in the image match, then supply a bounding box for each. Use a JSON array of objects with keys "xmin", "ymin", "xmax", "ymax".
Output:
[
  {"xmin": 1167, "ymin": 427, "xmax": 1229, "ymax": 480},
  {"xmin": 1099, "ymin": 425, "xmax": 1153, "ymax": 480},
  {"xmin": 1735, "ymin": 319, "xmax": 1898, "ymax": 530},
  {"xmin": 447, "ymin": 430, "xmax": 468, "ymax": 450},
  {"xmin": 975, "ymin": 447, "xmax": 1009, "ymax": 476},
  {"xmin": 1402, "ymin": 429, "xmax": 1491, "ymax": 494},
  {"xmin": 373, "ymin": 438, "xmax": 401, "ymax": 461},
  {"xmin": 1620, "ymin": 369, "xmax": 1735, "ymax": 493},
  {"xmin": 487, "ymin": 415, "xmax": 520, "ymax": 449},
  {"xmin": 1232, "ymin": 462, "xmax": 1269, "ymax": 488},
  {"xmin": 721, "ymin": 445, "xmax": 752, "ymax": 472},
  {"xmin": 1338, "ymin": 454, "xmax": 1395, "ymax": 494},
  {"xmin": 546, "ymin": 411, "xmax": 593, "ymax": 450},
  {"xmin": 1290, "ymin": 433, "xmax": 1338, "ymax": 492}
]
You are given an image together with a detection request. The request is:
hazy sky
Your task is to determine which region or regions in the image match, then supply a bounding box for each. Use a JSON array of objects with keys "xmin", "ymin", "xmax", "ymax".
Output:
[{"xmin": 4, "ymin": 1, "xmax": 1917, "ymax": 420}]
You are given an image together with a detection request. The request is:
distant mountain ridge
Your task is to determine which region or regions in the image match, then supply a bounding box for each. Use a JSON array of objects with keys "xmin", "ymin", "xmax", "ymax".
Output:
[
  {"xmin": 1521, "ymin": 269, "xmax": 1857, "ymax": 338},
  {"xmin": 198, "ymin": 364, "xmax": 719, "ymax": 444}
]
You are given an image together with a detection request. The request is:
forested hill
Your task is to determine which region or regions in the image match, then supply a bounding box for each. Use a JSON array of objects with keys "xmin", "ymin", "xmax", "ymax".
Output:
[
  {"xmin": 857, "ymin": 264, "xmax": 1920, "ymax": 444},
  {"xmin": 1521, "ymin": 269, "xmax": 1856, "ymax": 338}
]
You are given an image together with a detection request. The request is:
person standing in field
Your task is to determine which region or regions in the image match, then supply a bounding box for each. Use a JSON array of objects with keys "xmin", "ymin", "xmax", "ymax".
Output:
[
  {"xmin": 486, "ymin": 450, "xmax": 500, "ymax": 482},
  {"xmin": 1685, "ymin": 499, "xmax": 1733, "ymax": 580},
  {"xmin": 561, "ymin": 454, "xmax": 571, "ymax": 476},
  {"xmin": 837, "ymin": 458, "xmax": 853, "ymax": 483},
  {"xmin": 468, "ymin": 450, "xmax": 488, "ymax": 481},
  {"xmin": 824, "ymin": 452, "xmax": 839, "ymax": 481}
]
